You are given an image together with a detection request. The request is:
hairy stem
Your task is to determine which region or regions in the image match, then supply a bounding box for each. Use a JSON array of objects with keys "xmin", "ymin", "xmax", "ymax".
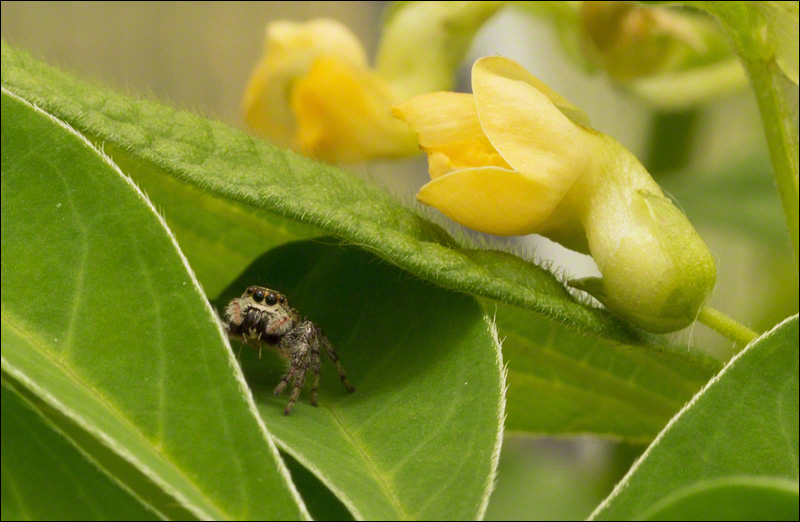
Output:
[{"xmin": 697, "ymin": 306, "xmax": 759, "ymax": 351}]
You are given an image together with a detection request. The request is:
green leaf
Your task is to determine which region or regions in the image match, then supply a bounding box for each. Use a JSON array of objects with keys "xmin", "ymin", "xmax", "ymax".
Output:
[
  {"xmin": 0, "ymin": 39, "xmax": 652, "ymax": 347},
  {"xmin": 591, "ymin": 315, "xmax": 799, "ymax": 520},
  {"xmin": 1, "ymin": 383, "xmax": 159, "ymax": 521},
  {"xmin": 496, "ymin": 303, "xmax": 720, "ymax": 441},
  {"xmin": 0, "ymin": 89, "xmax": 307, "ymax": 520},
  {"xmin": 110, "ymin": 147, "xmax": 321, "ymax": 299},
  {"xmin": 639, "ymin": 476, "xmax": 799, "ymax": 521},
  {"xmin": 109, "ymin": 107, "xmax": 720, "ymax": 446},
  {"xmin": 213, "ymin": 240, "xmax": 505, "ymax": 521},
  {"xmin": 128, "ymin": 149, "xmax": 505, "ymax": 519}
]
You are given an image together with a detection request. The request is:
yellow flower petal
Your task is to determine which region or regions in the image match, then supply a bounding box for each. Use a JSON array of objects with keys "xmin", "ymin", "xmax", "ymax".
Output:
[
  {"xmin": 471, "ymin": 57, "xmax": 595, "ymax": 205},
  {"xmin": 290, "ymin": 56, "xmax": 419, "ymax": 163},
  {"xmin": 242, "ymin": 19, "xmax": 368, "ymax": 148},
  {"xmin": 393, "ymin": 92, "xmax": 484, "ymax": 148},
  {"xmin": 393, "ymin": 92, "xmax": 510, "ymax": 178},
  {"xmin": 474, "ymin": 57, "xmax": 591, "ymax": 127},
  {"xmin": 427, "ymin": 151, "xmax": 457, "ymax": 179},
  {"xmin": 416, "ymin": 166, "xmax": 566, "ymax": 236},
  {"xmin": 397, "ymin": 54, "xmax": 716, "ymax": 332}
]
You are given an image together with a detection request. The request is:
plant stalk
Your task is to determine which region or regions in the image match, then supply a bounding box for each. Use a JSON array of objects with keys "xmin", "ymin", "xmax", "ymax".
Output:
[
  {"xmin": 697, "ymin": 306, "xmax": 759, "ymax": 351},
  {"xmin": 745, "ymin": 55, "xmax": 799, "ymax": 264}
]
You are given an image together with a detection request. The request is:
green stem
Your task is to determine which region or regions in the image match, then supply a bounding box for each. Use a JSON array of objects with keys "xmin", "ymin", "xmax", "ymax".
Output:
[
  {"xmin": 697, "ymin": 306, "xmax": 759, "ymax": 350},
  {"xmin": 744, "ymin": 56, "xmax": 799, "ymax": 264}
]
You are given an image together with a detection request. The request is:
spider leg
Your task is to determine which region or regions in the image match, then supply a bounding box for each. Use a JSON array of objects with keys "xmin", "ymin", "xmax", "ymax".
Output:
[
  {"xmin": 274, "ymin": 348, "xmax": 307, "ymax": 396},
  {"xmin": 310, "ymin": 337, "xmax": 321, "ymax": 407},
  {"xmin": 284, "ymin": 357, "xmax": 311, "ymax": 415},
  {"xmin": 323, "ymin": 338, "xmax": 355, "ymax": 393}
]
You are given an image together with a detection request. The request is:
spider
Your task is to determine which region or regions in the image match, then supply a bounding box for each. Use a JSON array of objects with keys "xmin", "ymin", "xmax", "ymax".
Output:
[{"xmin": 223, "ymin": 285, "xmax": 354, "ymax": 414}]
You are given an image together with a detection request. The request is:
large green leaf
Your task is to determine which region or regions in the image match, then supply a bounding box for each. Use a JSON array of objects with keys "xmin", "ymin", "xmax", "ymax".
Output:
[
  {"xmin": 111, "ymin": 139, "xmax": 720, "ymax": 445},
  {"xmin": 496, "ymin": 303, "xmax": 720, "ymax": 441},
  {"xmin": 213, "ymin": 240, "xmax": 505, "ymax": 520},
  {"xmin": 591, "ymin": 315, "xmax": 799, "ymax": 520},
  {"xmin": 120, "ymin": 149, "xmax": 719, "ymax": 443},
  {"xmin": 0, "ymin": 89, "xmax": 307, "ymax": 520},
  {"xmin": 1, "ymin": 383, "xmax": 159, "ymax": 521},
  {"xmin": 128, "ymin": 152, "xmax": 505, "ymax": 519},
  {"xmin": 0, "ymin": 40, "xmax": 650, "ymax": 345}
]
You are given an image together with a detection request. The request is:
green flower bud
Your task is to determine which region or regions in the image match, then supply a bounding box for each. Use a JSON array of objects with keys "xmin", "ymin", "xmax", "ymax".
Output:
[{"xmin": 570, "ymin": 136, "xmax": 717, "ymax": 332}]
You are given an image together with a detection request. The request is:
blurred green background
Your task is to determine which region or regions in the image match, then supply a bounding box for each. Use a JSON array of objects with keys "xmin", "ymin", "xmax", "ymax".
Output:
[{"xmin": 2, "ymin": 2, "xmax": 796, "ymax": 520}]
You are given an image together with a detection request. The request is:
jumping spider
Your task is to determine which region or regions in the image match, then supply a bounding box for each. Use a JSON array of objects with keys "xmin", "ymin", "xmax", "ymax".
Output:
[{"xmin": 223, "ymin": 285, "xmax": 354, "ymax": 414}]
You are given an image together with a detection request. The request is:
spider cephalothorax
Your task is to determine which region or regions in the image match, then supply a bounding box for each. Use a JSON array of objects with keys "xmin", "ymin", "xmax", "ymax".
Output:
[{"xmin": 223, "ymin": 285, "xmax": 354, "ymax": 414}]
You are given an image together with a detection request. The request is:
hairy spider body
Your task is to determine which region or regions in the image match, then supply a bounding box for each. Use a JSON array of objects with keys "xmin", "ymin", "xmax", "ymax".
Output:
[{"xmin": 223, "ymin": 285, "xmax": 354, "ymax": 414}]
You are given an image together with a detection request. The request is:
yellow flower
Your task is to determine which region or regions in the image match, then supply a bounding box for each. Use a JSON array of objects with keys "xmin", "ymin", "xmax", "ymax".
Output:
[
  {"xmin": 393, "ymin": 56, "xmax": 716, "ymax": 332},
  {"xmin": 242, "ymin": 19, "xmax": 417, "ymax": 163}
]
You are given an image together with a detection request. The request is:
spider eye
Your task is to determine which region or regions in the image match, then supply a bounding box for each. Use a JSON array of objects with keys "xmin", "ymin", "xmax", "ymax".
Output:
[
  {"xmin": 253, "ymin": 289, "xmax": 265, "ymax": 302},
  {"xmin": 278, "ymin": 295, "xmax": 286, "ymax": 304},
  {"xmin": 266, "ymin": 293, "xmax": 278, "ymax": 306}
]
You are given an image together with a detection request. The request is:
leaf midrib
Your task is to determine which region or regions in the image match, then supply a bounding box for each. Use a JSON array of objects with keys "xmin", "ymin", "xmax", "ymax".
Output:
[{"xmin": 328, "ymin": 405, "xmax": 411, "ymax": 520}]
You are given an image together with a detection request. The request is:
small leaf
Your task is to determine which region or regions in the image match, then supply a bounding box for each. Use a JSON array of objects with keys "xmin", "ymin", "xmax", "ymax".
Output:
[
  {"xmin": 215, "ymin": 240, "xmax": 505, "ymax": 521},
  {"xmin": 591, "ymin": 315, "xmax": 799, "ymax": 520},
  {"xmin": 1, "ymin": 383, "xmax": 160, "ymax": 521},
  {"xmin": 0, "ymin": 89, "xmax": 306, "ymax": 520}
]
